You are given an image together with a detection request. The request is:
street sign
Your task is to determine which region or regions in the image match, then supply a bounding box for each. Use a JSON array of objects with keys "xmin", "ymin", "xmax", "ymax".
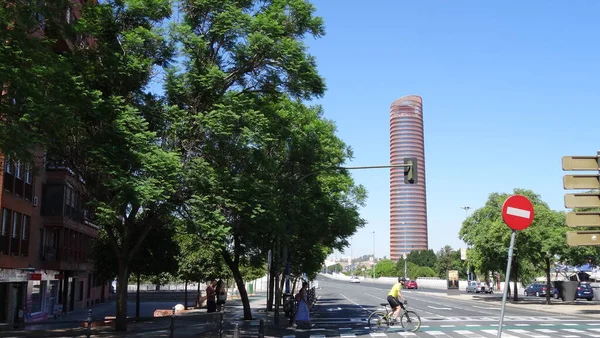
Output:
[
  {"xmin": 563, "ymin": 175, "xmax": 600, "ymax": 189},
  {"xmin": 565, "ymin": 194, "xmax": 600, "ymax": 208},
  {"xmin": 562, "ymin": 156, "xmax": 600, "ymax": 171},
  {"xmin": 567, "ymin": 231, "xmax": 600, "ymax": 246},
  {"xmin": 562, "ymin": 152, "xmax": 600, "ymax": 247},
  {"xmin": 501, "ymin": 195, "xmax": 535, "ymax": 231},
  {"xmin": 566, "ymin": 212, "xmax": 600, "ymax": 227}
]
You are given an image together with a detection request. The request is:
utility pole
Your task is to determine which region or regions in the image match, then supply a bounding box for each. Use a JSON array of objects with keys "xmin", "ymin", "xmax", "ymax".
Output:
[{"xmin": 461, "ymin": 206, "xmax": 472, "ymax": 280}]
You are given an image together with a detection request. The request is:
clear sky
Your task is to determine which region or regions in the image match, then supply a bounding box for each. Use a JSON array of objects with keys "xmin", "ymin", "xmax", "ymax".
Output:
[{"xmin": 306, "ymin": 0, "xmax": 600, "ymax": 260}]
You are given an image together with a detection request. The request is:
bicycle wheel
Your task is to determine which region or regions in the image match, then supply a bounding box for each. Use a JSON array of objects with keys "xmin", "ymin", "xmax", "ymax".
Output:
[
  {"xmin": 368, "ymin": 311, "xmax": 390, "ymax": 332},
  {"xmin": 400, "ymin": 310, "xmax": 421, "ymax": 332}
]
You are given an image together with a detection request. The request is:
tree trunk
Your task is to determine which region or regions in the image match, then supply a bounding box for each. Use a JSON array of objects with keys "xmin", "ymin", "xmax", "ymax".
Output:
[
  {"xmin": 230, "ymin": 264, "xmax": 252, "ymax": 320},
  {"xmin": 115, "ymin": 263, "xmax": 130, "ymax": 331},
  {"xmin": 196, "ymin": 281, "xmax": 201, "ymax": 308},
  {"xmin": 267, "ymin": 269, "xmax": 275, "ymax": 311},
  {"xmin": 545, "ymin": 257, "xmax": 551, "ymax": 305},
  {"xmin": 135, "ymin": 273, "xmax": 140, "ymax": 320},
  {"xmin": 184, "ymin": 280, "xmax": 188, "ymax": 309}
]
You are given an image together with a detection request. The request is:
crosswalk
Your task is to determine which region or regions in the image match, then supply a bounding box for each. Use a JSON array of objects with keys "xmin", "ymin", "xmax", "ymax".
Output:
[{"xmin": 281, "ymin": 323, "xmax": 600, "ymax": 338}]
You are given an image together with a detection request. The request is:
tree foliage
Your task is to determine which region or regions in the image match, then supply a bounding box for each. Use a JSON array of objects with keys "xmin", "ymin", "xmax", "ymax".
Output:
[
  {"xmin": 374, "ymin": 259, "xmax": 397, "ymax": 277},
  {"xmin": 406, "ymin": 249, "xmax": 437, "ymax": 268}
]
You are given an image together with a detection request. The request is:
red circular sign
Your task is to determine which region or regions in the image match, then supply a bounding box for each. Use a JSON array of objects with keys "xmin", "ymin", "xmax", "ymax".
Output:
[{"xmin": 502, "ymin": 195, "xmax": 535, "ymax": 231}]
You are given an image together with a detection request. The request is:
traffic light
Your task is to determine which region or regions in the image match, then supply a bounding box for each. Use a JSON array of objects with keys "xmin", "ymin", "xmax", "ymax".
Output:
[
  {"xmin": 562, "ymin": 154, "xmax": 600, "ymax": 246},
  {"xmin": 404, "ymin": 157, "xmax": 417, "ymax": 184}
]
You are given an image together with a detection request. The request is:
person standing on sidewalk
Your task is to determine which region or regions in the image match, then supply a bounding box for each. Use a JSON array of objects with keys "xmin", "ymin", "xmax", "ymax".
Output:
[
  {"xmin": 206, "ymin": 280, "xmax": 217, "ymax": 313},
  {"xmin": 215, "ymin": 279, "xmax": 227, "ymax": 312}
]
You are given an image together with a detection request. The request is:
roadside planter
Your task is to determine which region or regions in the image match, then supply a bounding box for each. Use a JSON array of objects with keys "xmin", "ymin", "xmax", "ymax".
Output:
[{"xmin": 555, "ymin": 281, "xmax": 578, "ymax": 301}]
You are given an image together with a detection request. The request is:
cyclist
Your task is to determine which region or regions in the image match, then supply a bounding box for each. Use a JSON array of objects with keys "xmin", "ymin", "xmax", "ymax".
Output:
[{"xmin": 387, "ymin": 277, "xmax": 407, "ymax": 323}]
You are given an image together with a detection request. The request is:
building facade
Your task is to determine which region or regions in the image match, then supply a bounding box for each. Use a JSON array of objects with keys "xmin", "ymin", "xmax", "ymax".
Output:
[
  {"xmin": 0, "ymin": 1, "xmax": 107, "ymax": 328},
  {"xmin": 0, "ymin": 155, "xmax": 109, "ymax": 327},
  {"xmin": 389, "ymin": 95, "xmax": 428, "ymax": 261}
]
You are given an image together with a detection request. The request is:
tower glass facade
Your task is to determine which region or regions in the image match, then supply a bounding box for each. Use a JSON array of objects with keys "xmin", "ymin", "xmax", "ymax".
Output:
[{"xmin": 389, "ymin": 95, "xmax": 427, "ymax": 261}]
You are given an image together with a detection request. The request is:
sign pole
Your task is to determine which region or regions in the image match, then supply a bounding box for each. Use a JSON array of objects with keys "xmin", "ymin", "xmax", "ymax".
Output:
[{"xmin": 497, "ymin": 230, "xmax": 517, "ymax": 338}]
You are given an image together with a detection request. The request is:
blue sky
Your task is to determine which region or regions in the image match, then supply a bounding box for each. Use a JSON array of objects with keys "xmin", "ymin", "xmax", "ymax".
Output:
[{"xmin": 307, "ymin": 0, "xmax": 600, "ymax": 259}]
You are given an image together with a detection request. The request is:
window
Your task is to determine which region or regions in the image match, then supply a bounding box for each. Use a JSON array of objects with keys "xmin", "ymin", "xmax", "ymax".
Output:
[
  {"xmin": 1, "ymin": 209, "xmax": 8, "ymax": 236},
  {"xmin": 25, "ymin": 165, "xmax": 32, "ymax": 184},
  {"xmin": 22, "ymin": 215, "xmax": 30, "ymax": 240},
  {"xmin": 4, "ymin": 157, "xmax": 11, "ymax": 174},
  {"xmin": 12, "ymin": 212, "xmax": 19, "ymax": 238},
  {"xmin": 15, "ymin": 161, "xmax": 22, "ymax": 179}
]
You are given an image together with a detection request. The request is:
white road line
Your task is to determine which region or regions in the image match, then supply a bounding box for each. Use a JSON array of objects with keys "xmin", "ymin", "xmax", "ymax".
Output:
[
  {"xmin": 425, "ymin": 331, "xmax": 448, "ymax": 336},
  {"xmin": 440, "ymin": 325, "xmax": 455, "ymax": 327},
  {"xmin": 453, "ymin": 330, "xmax": 485, "ymax": 338},
  {"xmin": 535, "ymin": 329, "xmax": 558, "ymax": 333},
  {"xmin": 515, "ymin": 324, "xmax": 530, "ymax": 326},
  {"xmin": 506, "ymin": 206, "xmax": 531, "ymax": 218},
  {"xmin": 398, "ymin": 332, "xmax": 418, "ymax": 336},
  {"xmin": 508, "ymin": 329, "xmax": 549, "ymax": 337},
  {"xmin": 482, "ymin": 329, "xmax": 520, "ymax": 338},
  {"xmin": 427, "ymin": 306, "xmax": 452, "ymax": 310},
  {"xmin": 369, "ymin": 333, "xmax": 387, "ymax": 337}
]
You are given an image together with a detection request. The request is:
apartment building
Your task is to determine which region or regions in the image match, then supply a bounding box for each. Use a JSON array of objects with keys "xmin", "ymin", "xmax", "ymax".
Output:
[{"xmin": 0, "ymin": 0, "xmax": 107, "ymax": 328}]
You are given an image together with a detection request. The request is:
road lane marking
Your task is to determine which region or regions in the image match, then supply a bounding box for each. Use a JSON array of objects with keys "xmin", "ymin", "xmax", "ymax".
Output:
[{"xmin": 427, "ymin": 306, "xmax": 452, "ymax": 310}]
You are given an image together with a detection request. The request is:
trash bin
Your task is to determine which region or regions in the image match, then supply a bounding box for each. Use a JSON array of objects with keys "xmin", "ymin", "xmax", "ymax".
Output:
[{"xmin": 248, "ymin": 283, "xmax": 253, "ymax": 294}]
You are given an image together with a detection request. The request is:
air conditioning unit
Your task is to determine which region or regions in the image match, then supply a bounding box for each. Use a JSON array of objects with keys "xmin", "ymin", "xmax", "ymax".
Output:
[{"xmin": 33, "ymin": 196, "xmax": 38, "ymax": 207}]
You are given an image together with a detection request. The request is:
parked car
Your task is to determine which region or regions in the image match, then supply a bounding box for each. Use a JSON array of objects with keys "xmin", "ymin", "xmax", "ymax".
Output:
[
  {"xmin": 405, "ymin": 280, "xmax": 418, "ymax": 289},
  {"xmin": 576, "ymin": 282, "xmax": 594, "ymax": 301},
  {"xmin": 350, "ymin": 276, "xmax": 360, "ymax": 283},
  {"xmin": 524, "ymin": 282, "xmax": 551, "ymax": 297},
  {"xmin": 466, "ymin": 281, "xmax": 486, "ymax": 293}
]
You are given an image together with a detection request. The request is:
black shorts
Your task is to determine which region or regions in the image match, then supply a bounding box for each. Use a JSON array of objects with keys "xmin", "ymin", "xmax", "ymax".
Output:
[{"xmin": 387, "ymin": 295, "xmax": 404, "ymax": 309}]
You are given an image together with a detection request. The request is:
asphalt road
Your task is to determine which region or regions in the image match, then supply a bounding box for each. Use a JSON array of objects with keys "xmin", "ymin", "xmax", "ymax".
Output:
[{"xmin": 283, "ymin": 277, "xmax": 600, "ymax": 338}]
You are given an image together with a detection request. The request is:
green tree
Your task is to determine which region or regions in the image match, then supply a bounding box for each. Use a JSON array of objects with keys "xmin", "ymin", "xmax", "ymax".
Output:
[
  {"xmin": 459, "ymin": 189, "xmax": 568, "ymax": 301},
  {"xmin": 413, "ymin": 266, "xmax": 438, "ymax": 278},
  {"xmin": 406, "ymin": 249, "xmax": 437, "ymax": 268},
  {"xmin": 374, "ymin": 259, "xmax": 397, "ymax": 277},
  {"xmin": 434, "ymin": 246, "xmax": 465, "ymax": 279}
]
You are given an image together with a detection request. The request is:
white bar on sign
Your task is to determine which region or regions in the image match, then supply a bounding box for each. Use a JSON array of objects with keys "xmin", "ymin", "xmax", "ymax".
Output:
[{"xmin": 506, "ymin": 207, "xmax": 531, "ymax": 219}]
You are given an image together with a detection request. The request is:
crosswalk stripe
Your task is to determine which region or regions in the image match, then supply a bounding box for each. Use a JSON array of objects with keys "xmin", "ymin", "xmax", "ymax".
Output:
[
  {"xmin": 369, "ymin": 333, "xmax": 387, "ymax": 337},
  {"xmin": 398, "ymin": 332, "xmax": 418, "ymax": 336},
  {"xmin": 481, "ymin": 329, "xmax": 519, "ymax": 338},
  {"xmin": 508, "ymin": 328, "xmax": 550, "ymax": 337},
  {"xmin": 453, "ymin": 330, "xmax": 485, "ymax": 337},
  {"xmin": 535, "ymin": 329, "xmax": 557, "ymax": 333},
  {"xmin": 425, "ymin": 331, "xmax": 448, "ymax": 336}
]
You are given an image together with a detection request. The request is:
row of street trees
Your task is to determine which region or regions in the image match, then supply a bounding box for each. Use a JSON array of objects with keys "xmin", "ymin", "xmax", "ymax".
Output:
[
  {"xmin": 1, "ymin": 0, "xmax": 365, "ymax": 330},
  {"xmin": 460, "ymin": 188, "xmax": 600, "ymax": 304}
]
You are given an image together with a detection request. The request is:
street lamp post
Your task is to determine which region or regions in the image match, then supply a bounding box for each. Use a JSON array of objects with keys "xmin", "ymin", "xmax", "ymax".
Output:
[
  {"xmin": 460, "ymin": 206, "xmax": 472, "ymax": 281},
  {"xmin": 372, "ymin": 231, "xmax": 375, "ymax": 279},
  {"xmin": 400, "ymin": 221, "xmax": 407, "ymax": 280}
]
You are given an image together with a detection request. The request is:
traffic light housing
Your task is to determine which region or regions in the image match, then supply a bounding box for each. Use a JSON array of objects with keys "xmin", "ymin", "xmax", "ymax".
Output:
[{"xmin": 404, "ymin": 157, "xmax": 417, "ymax": 184}]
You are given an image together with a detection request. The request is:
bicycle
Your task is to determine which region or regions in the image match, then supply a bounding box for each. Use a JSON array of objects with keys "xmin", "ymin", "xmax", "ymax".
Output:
[{"xmin": 367, "ymin": 302, "xmax": 421, "ymax": 332}]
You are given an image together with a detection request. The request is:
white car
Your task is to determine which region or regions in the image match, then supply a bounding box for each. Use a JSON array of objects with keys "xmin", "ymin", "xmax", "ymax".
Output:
[{"xmin": 350, "ymin": 276, "xmax": 360, "ymax": 283}]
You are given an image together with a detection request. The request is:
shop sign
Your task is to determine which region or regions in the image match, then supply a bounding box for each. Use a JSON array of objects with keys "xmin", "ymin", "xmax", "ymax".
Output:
[
  {"xmin": 0, "ymin": 269, "xmax": 29, "ymax": 282},
  {"xmin": 29, "ymin": 273, "xmax": 42, "ymax": 281}
]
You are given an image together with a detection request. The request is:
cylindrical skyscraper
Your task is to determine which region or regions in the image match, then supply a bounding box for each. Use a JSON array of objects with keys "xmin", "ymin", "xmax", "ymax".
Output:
[{"xmin": 389, "ymin": 95, "xmax": 428, "ymax": 261}]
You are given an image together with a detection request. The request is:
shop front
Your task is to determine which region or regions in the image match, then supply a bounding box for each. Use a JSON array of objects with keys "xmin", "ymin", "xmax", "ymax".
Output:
[
  {"xmin": 0, "ymin": 269, "xmax": 28, "ymax": 328},
  {"xmin": 25, "ymin": 270, "xmax": 60, "ymax": 323}
]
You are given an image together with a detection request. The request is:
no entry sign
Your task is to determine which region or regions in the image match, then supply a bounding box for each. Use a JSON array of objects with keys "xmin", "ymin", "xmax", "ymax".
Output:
[{"xmin": 502, "ymin": 195, "xmax": 535, "ymax": 231}]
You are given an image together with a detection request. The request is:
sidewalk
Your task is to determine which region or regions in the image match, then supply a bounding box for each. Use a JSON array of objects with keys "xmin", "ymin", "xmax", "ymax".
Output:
[
  {"xmin": 0, "ymin": 292, "xmax": 272, "ymax": 338},
  {"xmin": 421, "ymin": 291, "xmax": 600, "ymax": 319}
]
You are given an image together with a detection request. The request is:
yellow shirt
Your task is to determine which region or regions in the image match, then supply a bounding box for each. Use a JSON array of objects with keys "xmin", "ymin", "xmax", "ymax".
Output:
[{"xmin": 388, "ymin": 282, "xmax": 402, "ymax": 298}]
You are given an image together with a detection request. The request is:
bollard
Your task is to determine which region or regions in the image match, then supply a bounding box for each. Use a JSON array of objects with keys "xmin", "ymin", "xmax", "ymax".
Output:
[
  {"xmin": 258, "ymin": 319, "xmax": 265, "ymax": 338},
  {"xmin": 85, "ymin": 309, "xmax": 92, "ymax": 338},
  {"xmin": 169, "ymin": 306, "xmax": 176, "ymax": 338},
  {"xmin": 233, "ymin": 323, "xmax": 239, "ymax": 338}
]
